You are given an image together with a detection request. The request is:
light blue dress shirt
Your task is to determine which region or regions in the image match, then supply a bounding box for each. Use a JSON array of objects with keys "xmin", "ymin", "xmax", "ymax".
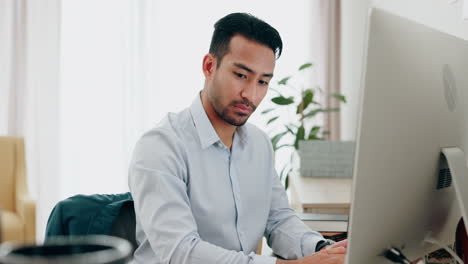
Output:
[{"xmin": 128, "ymin": 94, "xmax": 324, "ymax": 264}]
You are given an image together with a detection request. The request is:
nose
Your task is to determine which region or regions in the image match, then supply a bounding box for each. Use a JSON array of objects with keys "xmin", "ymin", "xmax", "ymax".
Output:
[{"xmin": 240, "ymin": 80, "xmax": 257, "ymax": 102}]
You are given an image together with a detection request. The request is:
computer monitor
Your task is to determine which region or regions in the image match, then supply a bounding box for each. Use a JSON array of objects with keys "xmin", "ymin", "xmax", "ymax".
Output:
[{"xmin": 346, "ymin": 8, "xmax": 468, "ymax": 263}]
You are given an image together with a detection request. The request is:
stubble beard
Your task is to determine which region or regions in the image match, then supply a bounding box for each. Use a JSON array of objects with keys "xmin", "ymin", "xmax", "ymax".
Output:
[{"xmin": 211, "ymin": 97, "xmax": 257, "ymax": 127}]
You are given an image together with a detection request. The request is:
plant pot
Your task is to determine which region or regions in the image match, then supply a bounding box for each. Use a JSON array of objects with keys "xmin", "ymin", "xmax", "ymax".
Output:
[
  {"xmin": 0, "ymin": 235, "xmax": 132, "ymax": 264},
  {"xmin": 298, "ymin": 140, "xmax": 355, "ymax": 178}
]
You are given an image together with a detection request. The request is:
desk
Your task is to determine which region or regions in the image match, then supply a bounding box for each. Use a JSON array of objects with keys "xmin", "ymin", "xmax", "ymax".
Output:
[{"xmin": 289, "ymin": 171, "xmax": 352, "ymax": 215}]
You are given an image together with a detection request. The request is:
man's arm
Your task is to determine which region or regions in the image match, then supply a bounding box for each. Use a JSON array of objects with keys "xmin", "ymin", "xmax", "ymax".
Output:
[
  {"xmin": 262, "ymin": 170, "xmax": 325, "ymax": 259},
  {"xmin": 261, "ymin": 132, "xmax": 324, "ymax": 259}
]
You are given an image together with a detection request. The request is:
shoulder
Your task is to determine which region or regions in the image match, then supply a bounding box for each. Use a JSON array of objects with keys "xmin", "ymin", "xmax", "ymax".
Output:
[
  {"xmin": 244, "ymin": 122, "xmax": 271, "ymax": 142},
  {"xmin": 242, "ymin": 123, "xmax": 273, "ymax": 153},
  {"xmin": 131, "ymin": 109, "xmax": 192, "ymax": 177},
  {"xmin": 134, "ymin": 109, "xmax": 191, "ymax": 156},
  {"xmin": 134, "ymin": 117, "xmax": 181, "ymax": 157}
]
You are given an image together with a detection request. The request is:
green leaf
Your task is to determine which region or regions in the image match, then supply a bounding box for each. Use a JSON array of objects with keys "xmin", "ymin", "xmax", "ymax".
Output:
[
  {"xmin": 331, "ymin": 93, "xmax": 347, "ymax": 103},
  {"xmin": 279, "ymin": 166, "xmax": 292, "ymax": 189},
  {"xmin": 269, "ymin": 88, "xmax": 288, "ymax": 99},
  {"xmin": 266, "ymin": 116, "xmax": 280, "ymax": 125},
  {"xmin": 302, "ymin": 108, "xmax": 340, "ymax": 120},
  {"xmin": 294, "ymin": 125, "xmax": 305, "ymax": 149},
  {"xmin": 298, "ymin": 63, "xmax": 313, "ymax": 71},
  {"xmin": 261, "ymin": 108, "xmax": 275, "ymax": 114},
  {"xmin": 307, "ymin": 126, "xmax": 321, "ymax": 139},
  {"xmin": 302, "ymin": 108, "xmax": 324, "ymax": 119},
  {"xmin": 278, "ymin": 76, "xmax": 291, "ymax": 85},
  {"xmin": 271, "ymin": 131, "xmax": 288, "ymax": 151},
  {"xmin": 279, "ymin": 165, "xmax": 289, "ymax": 180},
  {"xmin": 284, "ymin": 125, "xmax": 296, "ymax": 135},
  {"xmin": 296, "ymin": 89, "xmax": 314, "ymax": 114},
  {"xmin": 271, "ymin": 96, "xmax": 294, "ymax": 105}
]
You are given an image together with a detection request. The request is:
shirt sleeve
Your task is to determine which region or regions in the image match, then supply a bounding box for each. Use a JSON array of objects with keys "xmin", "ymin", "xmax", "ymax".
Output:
[
  {"xmin": 129, "ymin": 128, "xmax": 277, "ymax": 264},
  {"xmin": 262, "ymin": 135, "xmax": 325, "ymax": 259}
]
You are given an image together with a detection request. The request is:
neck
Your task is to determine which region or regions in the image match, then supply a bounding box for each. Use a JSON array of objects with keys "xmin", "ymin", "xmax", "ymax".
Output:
[{"xmin": 200, "ymin": 90, "xmax": 237, "ymax": 149}]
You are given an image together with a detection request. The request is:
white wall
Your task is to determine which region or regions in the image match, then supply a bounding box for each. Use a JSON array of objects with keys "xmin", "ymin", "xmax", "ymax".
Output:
[{"xmin": 340, "ymin": 0, "xmax": 468, "ymax": 140}]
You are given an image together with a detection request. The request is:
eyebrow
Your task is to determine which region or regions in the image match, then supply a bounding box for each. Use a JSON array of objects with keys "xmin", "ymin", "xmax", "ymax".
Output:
[{"xmin": 233, "ymin": 62, "xmax": 274, "ymax": 78}]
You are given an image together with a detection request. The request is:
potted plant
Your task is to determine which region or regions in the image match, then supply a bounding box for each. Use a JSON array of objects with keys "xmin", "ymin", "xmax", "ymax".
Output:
[{"xmin": 261, "ymin": 62, "xmax": 350, "ymax": 188}]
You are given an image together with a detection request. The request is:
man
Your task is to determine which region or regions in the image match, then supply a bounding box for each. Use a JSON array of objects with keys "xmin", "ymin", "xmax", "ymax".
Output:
[{"xmin": 129, "ymin": 13, "xmax": 347, "ymax": 264}]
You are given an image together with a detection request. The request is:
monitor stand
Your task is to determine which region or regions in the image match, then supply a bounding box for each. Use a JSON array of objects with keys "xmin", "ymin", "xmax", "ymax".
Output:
[{"xmin": 442, "ymin": 147, "xmax": 468, "ymax": 237}]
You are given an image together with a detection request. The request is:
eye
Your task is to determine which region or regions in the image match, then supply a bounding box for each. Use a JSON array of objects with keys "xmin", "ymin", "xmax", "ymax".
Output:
[
  {"xmin": 259, "ymin": 80, "xmax": 269, "ymax": 86},
  {"xmin": 234, "ymin": 72, "xmax": 247, "ymax": 79}
]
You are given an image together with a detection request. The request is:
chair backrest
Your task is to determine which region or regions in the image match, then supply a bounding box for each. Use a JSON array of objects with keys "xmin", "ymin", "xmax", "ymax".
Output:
[
  {"xmin": 111, "ymin": 201, "xmax": 138, "ymax": 252},
  {"xmin": 0, "ymin": 137, "xmax": 20, "ymax": 212},
  {"xmin": 46, "ymin": 193, "xmax": 137, "ymax": 253}
]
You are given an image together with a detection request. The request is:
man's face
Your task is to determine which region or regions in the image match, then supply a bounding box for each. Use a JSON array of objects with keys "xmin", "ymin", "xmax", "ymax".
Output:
[{"xmin": 206, "ymin": 34, "xmax": 275, "ymax": 126}]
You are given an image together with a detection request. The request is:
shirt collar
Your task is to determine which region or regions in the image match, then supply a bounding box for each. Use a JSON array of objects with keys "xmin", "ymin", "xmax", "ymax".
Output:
[
  {"xmin": 189, "ymin": 93, "xmax": 249, "ymax": 149},
  {"xmin": 190, "ymin": 93, "xmax": 221, "ymax": 149}
]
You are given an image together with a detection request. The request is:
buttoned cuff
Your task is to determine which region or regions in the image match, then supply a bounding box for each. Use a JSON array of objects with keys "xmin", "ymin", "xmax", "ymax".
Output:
[
  {"xmin": 301, "ymin": 233, "xmax": 326, "ymax": 257},
  {"xmin": 249, "ymin": 252, "xmax": 277, "ymax": 264}
]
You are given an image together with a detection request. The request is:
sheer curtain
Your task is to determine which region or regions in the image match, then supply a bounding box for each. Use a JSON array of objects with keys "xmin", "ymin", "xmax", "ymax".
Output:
[
  {"xmin": 0, "ymin": 0, "xmax": 61, "ymax": 241},
  {"xmin": 59, "ymin": 0, "xmax": 137, "ymax": 198},
  {"xmin": 312, "ymin": 0, "xmax": 342, "ymax": 140}
]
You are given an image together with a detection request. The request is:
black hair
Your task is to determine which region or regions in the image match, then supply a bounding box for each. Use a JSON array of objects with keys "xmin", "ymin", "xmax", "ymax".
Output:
[{"xmin": 209, "ymin": 13, "xmax": 283, "ymax": 67}]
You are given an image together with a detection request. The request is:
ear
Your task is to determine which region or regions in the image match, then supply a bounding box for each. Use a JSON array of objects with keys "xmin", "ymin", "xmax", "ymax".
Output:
[{"xmin": 202, "ymin": 54, "xmax": 217, "ymax": 79}]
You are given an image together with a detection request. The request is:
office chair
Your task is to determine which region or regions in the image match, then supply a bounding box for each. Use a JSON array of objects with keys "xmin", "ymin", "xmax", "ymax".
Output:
[{"xmin": 45, "ymin": 193, "xmax": 138, "ymax": 252}]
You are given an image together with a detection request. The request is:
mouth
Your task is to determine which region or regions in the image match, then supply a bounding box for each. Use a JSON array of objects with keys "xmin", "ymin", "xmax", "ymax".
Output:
[{"xmin": 232, "ymin": 104, "xmax": 252, "ymax": 115}]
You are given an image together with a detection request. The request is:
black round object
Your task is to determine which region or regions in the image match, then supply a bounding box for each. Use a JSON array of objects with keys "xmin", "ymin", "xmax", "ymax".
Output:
[{"xmin": 0, "ymin": 235, "xmax": 132, "ymax": 264}]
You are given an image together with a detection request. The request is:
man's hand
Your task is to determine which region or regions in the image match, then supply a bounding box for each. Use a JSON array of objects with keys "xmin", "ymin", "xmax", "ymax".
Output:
[
  {"xmin": 276, "ymin": 246, "xmax": 346, "ymax": 264},
  {"xmin": 323, "ymin": 239, "xmax": 348, "ymax": 251},
  {"xmin": 300, "ymin": 246, "xmax": 346, "ymax": 264}
]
